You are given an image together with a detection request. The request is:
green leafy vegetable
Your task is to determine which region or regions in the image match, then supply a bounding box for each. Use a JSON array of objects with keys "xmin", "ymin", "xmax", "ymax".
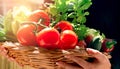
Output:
[
  {"xmin": 0, "ymin": 15, "xmax": 4, "ymax": 28},
  {"xmin": 3, "ymin": 6, "xmax": 31, "ymax": 41},
  {"xmin": 0, "ymin": 15, "xmax": 7, "ymax": 41},
  {"xmin": 49, "ymin": 0, "xmax": 92, "ymax": 24},
  {"xmin": 74, "ymin": 25, "xmax": 88, "ymax": 40}
]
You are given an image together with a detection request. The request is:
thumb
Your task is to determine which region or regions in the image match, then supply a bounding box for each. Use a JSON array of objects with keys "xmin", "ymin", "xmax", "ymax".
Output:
[{"xmin": 86, "ymin": 48, "xmax": 109, "ymax": 63}]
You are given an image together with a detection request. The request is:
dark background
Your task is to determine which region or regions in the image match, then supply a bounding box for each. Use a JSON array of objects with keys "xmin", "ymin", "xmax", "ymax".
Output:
[{"xmin": 85, "ymin": 0, "xmax": 120, "ymax": 69}]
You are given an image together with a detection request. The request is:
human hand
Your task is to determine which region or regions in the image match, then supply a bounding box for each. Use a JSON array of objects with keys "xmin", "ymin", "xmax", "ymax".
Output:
[{"xmin": 56, "ymin": 48, "xmax": 111, "ymax": 69}]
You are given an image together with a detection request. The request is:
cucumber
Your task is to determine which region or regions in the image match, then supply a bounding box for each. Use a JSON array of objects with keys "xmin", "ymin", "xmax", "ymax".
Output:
[{"xmin": 87, "ymin": 37, "xmax": 102, "ymax": 51}]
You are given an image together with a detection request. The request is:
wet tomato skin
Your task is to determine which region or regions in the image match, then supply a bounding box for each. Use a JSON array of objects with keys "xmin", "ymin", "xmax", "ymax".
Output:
[
  {"xmin": 36, "ymin": 28, "xmax": 60, "ymax": 49},
  {"xmin": 58, "ymin": 30, "xmax": 78, "ymax": 49},
  {"xmin": 54, "ymin": 21, "xmax": 73, "ymax": 32},
  {"xmin": 17, "ymin": 24, "xmax": 38, "ymax": 46},
  {"xmin": 28, "ymin": 10, "xmax": 50, "ymax": 26}
]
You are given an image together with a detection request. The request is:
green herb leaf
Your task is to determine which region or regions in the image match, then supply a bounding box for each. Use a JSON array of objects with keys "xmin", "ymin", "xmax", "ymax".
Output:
[{"xmin": 49, "ymin": 0, "xmax": 92, "ymax": 24}]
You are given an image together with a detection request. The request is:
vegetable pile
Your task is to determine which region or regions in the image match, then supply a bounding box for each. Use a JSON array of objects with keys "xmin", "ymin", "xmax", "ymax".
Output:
[{"xmin": 0, "ymin": 0, "xmax": 117, "ymax": 53}]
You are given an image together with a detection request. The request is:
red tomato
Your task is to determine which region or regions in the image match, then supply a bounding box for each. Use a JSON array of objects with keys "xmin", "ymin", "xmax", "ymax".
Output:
[
  {"xmin": 102, "ymin": 38, "xmax": 116, "ymax": 52},
  {"xmin": 85, "ymin": 34, "xmax": 93, "ymax": 44},
  {"xmin": 28, "ymin": 10, "xmax": 50, "ymax": 26},
  {"xmin": 17, "ymin": 24, "xmax": 38, "ymax": 46},
  {"xmin": 54, "ymin": 21, "xmax": 73, "ymax": 32},
  {"xmin": 36, "ymin": 28, "xmax": 60, "ymax": 49},
  {"xmin": 58, "ymin": 30, "xmax": 78, "ymax": 49},
  {"xmin": 77, "ymin": 40, "xmax": 87, "ymax": 48}
]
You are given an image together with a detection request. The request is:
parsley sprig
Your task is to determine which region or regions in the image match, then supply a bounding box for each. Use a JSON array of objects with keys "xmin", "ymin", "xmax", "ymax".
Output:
[{"xmin": 49, "ymin": 0, "xmax": 92, "ymax": 24}]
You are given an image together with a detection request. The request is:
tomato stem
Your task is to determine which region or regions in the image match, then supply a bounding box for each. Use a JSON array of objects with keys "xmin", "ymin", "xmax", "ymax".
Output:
[
  {"xmin": 21, "ymin": 19, "xmax": 48, "ymax": 35},
  {"xmin": 37, "ymin": 19, "xmax": 48, "ymax": 28},
  {"xmin": 21, "ymin": 21, "xmax": 38, "ymax": 34},
  {"xmin": 106, "ymin": 40, "xmax": 117, "ymax": 49}
]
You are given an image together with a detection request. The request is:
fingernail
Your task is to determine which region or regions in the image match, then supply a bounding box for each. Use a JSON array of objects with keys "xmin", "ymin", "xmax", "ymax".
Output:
[
  {"xmin": 56, "ymin": 62, "xmax": 59, "ymax": 65},
  {"xmin": 56, "ymin": 61, "xmax": 63, "ymax": 65},
  {"xmin": 87, "ymin": 48, "xmax": 99, "ymax": 54}
]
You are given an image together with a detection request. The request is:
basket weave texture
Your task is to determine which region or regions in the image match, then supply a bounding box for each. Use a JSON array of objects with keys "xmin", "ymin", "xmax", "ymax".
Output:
[{"xmin": 0, "ymin": 42, "xmax": 111, "ymax": 69}]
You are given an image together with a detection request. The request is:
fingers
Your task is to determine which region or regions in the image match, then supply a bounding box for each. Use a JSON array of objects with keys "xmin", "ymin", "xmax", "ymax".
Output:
[
  {"xmin": 64, "ymin": 54, "xmax": 89, "ymax": 68},
  {"xmin": 86, "ymin": 48, "xmax": 109, "ymax": 63},
  {"xmin": 57, "ymin": 48, "xmax": 111, "ymax": 69},
  {"xmin": 56, "ymin": 61, "xmax": 82, "ymax": 69}
]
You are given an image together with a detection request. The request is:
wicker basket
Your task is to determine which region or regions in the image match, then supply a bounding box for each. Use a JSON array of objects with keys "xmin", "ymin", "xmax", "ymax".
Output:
[{"xmin": 0, "ymin": 42, "xmax": 111, "ymax": 69}]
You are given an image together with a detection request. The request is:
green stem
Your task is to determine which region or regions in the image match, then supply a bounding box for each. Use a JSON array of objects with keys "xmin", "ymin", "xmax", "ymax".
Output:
[
  {"xmin": 21, "ymin": 21, "xmax": 38, "ymax": 33},
  {"xmin": 106, "ymin": 40, "xmax": 117, "ymax": 49},
  {"xmin": 37, "ymin": 19, "xmax": 48, "ymax": 28}
]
